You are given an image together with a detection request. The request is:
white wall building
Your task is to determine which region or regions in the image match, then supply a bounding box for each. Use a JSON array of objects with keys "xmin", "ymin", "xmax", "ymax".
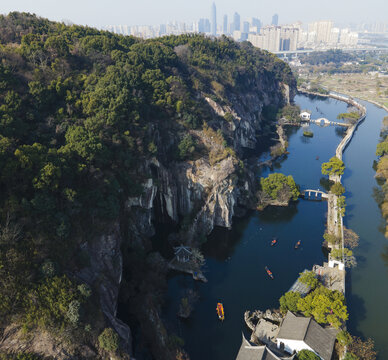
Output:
[{"xmin": 276, "ymin": 312, "xmax": 337, "ymax": 360}]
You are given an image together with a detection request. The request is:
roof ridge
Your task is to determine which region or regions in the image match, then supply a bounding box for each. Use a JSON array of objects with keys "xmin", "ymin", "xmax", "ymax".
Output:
[{"xmin": 303, "ymin": 317, "xmax": 313, "ymax": 341}]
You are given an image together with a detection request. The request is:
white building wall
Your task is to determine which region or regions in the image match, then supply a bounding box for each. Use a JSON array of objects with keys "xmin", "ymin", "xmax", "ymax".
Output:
[{"xmin": 277, "ymin": 339, "xmax": 321, "ymax": 359}]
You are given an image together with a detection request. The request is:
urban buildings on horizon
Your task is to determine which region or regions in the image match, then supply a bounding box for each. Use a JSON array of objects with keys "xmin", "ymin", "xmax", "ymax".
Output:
[{"xmin": 102, "ymin": 3, "xmax": 388, "ymax": 52}]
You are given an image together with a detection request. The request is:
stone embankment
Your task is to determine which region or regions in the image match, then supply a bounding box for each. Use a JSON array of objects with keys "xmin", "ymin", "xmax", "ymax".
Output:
[{"xmin": 299, "ymin": 89, "xmax": 367, "ymax": 295}]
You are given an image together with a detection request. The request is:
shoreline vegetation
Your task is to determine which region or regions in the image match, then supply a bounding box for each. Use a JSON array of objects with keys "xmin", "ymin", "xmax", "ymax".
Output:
[{"xmin": 374, "ymin": 115, "xmax": 388, "ymax": 237}]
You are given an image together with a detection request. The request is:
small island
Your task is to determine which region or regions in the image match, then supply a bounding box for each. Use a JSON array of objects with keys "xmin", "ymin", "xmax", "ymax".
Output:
[{"xmin": 303, "ymin": 130, "xmax": 314, "ymax": 137}]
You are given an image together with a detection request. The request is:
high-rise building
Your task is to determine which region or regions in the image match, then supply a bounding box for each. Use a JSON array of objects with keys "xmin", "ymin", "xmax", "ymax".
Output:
[
  {"xmin": 233, "ymin": 12, "xmax": 241, "ymax": 31},
  {"xmin": 272, "ymin": 14, "xmax": 279, "ymax": 26},
  {"xmin": 243, "ymin": 21, "xmax": 250, "ymax": 34},
  {"xmin": 250, "ymin": 17, "xmax": 261, "ymax": 33},
  {"xmin": 211, "ymin": 2, "xmax": 217, "ymax": 36},
  {"xmin": 223, "ymin": 15, "xmax": 228, "ymax": 34},
  {"xmin": 198, "ymin": 18, "xmax": 211, "ymax": 33}
]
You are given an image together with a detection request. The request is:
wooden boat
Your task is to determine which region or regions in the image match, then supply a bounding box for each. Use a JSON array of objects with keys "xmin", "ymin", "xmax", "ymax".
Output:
[
  {"xmin": 265, "ymin": 266, "xmax": 274, "ymax": 279},
  {"xmin": 216, "ymin": 302, "xmax": 225, "ymax": 321},
  {"xmin": 295, "ymin": 240, "xmax": 301, "ymax": 249},
  {"xmin": 271, "ymin": 238, "xmax": 277, "ymax": 246}
]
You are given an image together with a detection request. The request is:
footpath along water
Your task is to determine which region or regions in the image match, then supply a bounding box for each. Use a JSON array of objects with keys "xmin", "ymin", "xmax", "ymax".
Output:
[{"xmin": 162, "ymin": 95, "xmax": 388, "ymax": 359}]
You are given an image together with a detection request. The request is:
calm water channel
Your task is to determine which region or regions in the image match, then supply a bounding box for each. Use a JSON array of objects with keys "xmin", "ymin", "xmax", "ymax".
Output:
[{"xmin": 162, "ymin": 95, "xmax": 388, "ymax": 359}]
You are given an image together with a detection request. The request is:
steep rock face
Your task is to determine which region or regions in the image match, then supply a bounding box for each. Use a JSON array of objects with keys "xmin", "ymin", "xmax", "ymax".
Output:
[
  {"xmin": 206, "ymin": 78, "xmax": 291, "ymax": 155},
  {"xmin": 78, "ymin": 224, "xmax": 132, "ymax": 354},
  {"xmin": 127, "ymin": 80, "xmax": 293, "ymax": 245}
]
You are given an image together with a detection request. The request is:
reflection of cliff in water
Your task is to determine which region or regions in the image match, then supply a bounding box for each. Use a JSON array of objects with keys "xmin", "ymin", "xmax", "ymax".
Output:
[
  {"xmin": 258, "ymin": 203, "xmax": 298, "ymax": 223},
  {"xmin": 203, "ymin": 215, "xmax": 251, "ymax": 261}
]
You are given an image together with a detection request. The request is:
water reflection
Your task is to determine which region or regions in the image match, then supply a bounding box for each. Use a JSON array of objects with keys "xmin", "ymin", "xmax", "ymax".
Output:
[
  {"xmin": 258, "ymin": 203, "xmax": 298, "ymax": 223},
  {"xmin": 203, "ymin": 216, "xmax": 251, "ymax": 261}
]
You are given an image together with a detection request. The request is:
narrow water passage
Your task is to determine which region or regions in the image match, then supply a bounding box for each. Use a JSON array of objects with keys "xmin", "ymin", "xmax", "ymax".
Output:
[
  {"xmin": 342, "ymin": 100, "xmax": 388, "ymax": 360},
  {"xmin": 163, "ymin": 95, "xmax": 388, "ymax": 360}
]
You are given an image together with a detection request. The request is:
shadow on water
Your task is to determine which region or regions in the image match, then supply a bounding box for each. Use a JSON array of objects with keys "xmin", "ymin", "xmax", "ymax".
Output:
[
  {"xmin": 258, "ymin": 203, "xmax": 298, "ymax": 223},
  {"xmin": 203, "ymin": 215, "xmax": 252, "ymax": 261}
]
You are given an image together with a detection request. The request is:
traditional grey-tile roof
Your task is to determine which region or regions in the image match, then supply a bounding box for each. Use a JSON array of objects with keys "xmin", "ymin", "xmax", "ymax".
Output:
[
  {"xmin": 236, "ymin": 335, "xmax": 295, "ymax": 360},
  {"xmin": 277, "ymin": 312, "xmax": 337, "ymax": 360}
]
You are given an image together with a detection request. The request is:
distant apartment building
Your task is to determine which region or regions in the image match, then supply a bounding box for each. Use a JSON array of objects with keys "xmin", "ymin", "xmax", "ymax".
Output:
[
  {"xmin": 248, "ymin": 25, "xmax": 299, "ymax": 52},
  {"xmin": 308, "ymin": 20, "xmax": 333, "ymax": 43}
]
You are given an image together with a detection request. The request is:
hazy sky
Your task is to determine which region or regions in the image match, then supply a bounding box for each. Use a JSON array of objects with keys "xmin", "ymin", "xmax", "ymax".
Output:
[{"xmin": 1, "ymin": 0, "xmax": 387, "ymax": 27}]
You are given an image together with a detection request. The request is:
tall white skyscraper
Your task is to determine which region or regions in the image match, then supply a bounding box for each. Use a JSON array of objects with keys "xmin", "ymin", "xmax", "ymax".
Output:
[{"xmin": 211, "ymin": 2, "xmax": 217, "ymax": 36}]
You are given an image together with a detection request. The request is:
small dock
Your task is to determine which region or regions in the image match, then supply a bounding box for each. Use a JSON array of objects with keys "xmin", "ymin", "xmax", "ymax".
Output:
[{"xmin": 288, "ymin": 270, "xmax": 312, "ymax": 296}]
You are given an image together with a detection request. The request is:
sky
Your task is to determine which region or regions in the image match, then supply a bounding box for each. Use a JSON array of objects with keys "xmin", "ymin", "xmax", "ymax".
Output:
[{"xmin": 1, "ymin": 0, "xmax": 387, "ymax": 28}]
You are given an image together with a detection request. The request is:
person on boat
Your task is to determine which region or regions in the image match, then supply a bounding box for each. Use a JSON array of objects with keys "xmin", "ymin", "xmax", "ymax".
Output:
[{"xmin": 271, "ymin": 238, "xmax": 277, "ymax": 246}]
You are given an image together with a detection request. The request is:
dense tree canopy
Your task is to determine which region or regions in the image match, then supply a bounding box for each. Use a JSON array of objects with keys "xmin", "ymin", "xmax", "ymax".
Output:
[
  {"xmin": 321, "ymin": 156, "xmax": 345, "ymax": 177},
  {"xmin": 260, "ymin": 173, "xmax": 300, "ymax": 201},
  {"xmin": 0, "ymin": 11, "xmax": 296, "ymax": 353}
]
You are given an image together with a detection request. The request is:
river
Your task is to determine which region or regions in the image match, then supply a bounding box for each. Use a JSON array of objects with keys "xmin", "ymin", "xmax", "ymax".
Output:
[{"xmin": 162, "ymin": 94, "xmax": 388, "ymax": 360}]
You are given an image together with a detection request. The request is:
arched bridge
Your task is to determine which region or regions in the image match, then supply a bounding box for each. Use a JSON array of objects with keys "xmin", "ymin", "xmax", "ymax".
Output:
[
  {"xmin": 301, "ymin": 189, "xmax": 328, "ymax": 201},
  {"xmin": 311, "ymin": 118, "xmax": 351, "ymax": 127}
]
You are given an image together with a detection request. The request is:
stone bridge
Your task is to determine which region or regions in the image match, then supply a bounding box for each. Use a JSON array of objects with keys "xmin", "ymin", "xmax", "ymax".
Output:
[{"xmin": 301, "ymin": 189, "xmax": 328, "ymax": 200}]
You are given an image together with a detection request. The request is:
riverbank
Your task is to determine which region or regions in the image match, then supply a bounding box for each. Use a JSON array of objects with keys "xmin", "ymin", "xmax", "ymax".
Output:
[{"xmin": 162, "ymin": 94, "xmax": 362, "ymax": 360}]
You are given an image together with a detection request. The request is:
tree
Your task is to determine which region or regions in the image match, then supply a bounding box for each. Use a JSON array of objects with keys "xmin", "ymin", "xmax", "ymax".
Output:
[
  {"xmin": 330, "ymin": 182, "xmax": 345, "ymax": 196},
  {"xmin": 348, "ymin": 337, "xmax": 377, "ymax": 360},
  {"xmin": 343, "ymin": 228, "xmax": 359, "ymax": 249},
  {"xmin": 299, "ymin": 271, "xmax": 319, "ymax": 290},
  {"xmin": 323, "ymin": 232, "xmax": 340, "ymax": 246},
  {"xmin": 331, "ymin": 248, "xmax": 357, "ymax": 267},
  {"xmin": 98, "ymin": 328, "xmax": 119, "ymax": 352},
  {"xmin": 321, "ymin": 157, "xmax": 345, "ymax": 177},
  {"xmin": 337, "ymin": 330, "xmax": 353, "ymax": 346},
  {"xmin": 260, "ymin": 173, "xmax": 300, "ymax": 202},
  {"xmin": 337, "ymin": 195, "xmax": 346, "ymax": 216},
  {"xmin": 279, "ymin": 291, "xmax": 301, "ymax": 313},
  {"xmin": 297, "ymin": 349, "xmax": 320, "ymax": 360},
  {"xmin": 178, "ymin": 134, "xmax": 196, "ymax": 160},
  {"xmin": 376, "ymin": 142, "xmax": 388, "ymax": 157},
  {"xmin": 297, "ymin": 285, "xmax": 348, "ymax": 328}
]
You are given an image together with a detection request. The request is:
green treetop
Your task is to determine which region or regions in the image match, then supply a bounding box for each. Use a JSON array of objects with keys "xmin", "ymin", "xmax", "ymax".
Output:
[
  {"xmin": 260, "ymin": 173, "xmax": 300, "ymax": 201},
  {"xmin": 321, "ymin": 157, "xmax": 345, "ymax": 177}
]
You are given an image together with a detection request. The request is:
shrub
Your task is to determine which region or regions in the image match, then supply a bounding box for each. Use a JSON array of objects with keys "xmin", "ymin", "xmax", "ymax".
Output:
[
  {"xmin": 297, "ymin": 349, "xmax": 320, "ymax": 360},
  {"xmin": 78, "ymin": 283, "xmax": 92, "ymax": 298},
  {"xmin": 66, "ymin": 300, "xmax": 81, "ymax": 325},
  {"xmin": 337, "ymin": 330, "xmax": 353, "ymax": 346},
  {"xmin": 98, "ymin": 328, "xmax": 119, "ymax": 352}
]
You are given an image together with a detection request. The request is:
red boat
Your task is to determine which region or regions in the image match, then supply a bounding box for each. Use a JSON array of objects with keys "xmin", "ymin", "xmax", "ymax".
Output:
[
  {"xmin": 295, "ymin": 240, "xmax": 301, "ymax": 249},
  {"xmin": 216, "ymin": 303, "xmax": 225, "ymax": 321},
  {"xmin": 265, "ymin": 266, "xmax": 274, "ymax": 279},
  {"xmin": 271, "ymin": 238, "xmax": 277, "ymax": 246}
]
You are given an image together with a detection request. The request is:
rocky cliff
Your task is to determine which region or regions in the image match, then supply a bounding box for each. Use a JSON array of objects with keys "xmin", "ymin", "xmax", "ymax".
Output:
[{"xmin": 0, "ymin": 13, "xmax": 297, "ymax": 359}]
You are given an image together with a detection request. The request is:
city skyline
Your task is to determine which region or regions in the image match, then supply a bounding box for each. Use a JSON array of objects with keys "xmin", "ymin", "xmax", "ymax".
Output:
[{"xmin": 1, "ymin": 0, "xmax": 388, "ymax": 28}]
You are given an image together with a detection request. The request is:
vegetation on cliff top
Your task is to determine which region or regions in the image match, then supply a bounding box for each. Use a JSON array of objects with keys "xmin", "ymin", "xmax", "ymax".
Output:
[{"xmin": 0, "ymin": 11, "xmax": 295, "ymax": 357}]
